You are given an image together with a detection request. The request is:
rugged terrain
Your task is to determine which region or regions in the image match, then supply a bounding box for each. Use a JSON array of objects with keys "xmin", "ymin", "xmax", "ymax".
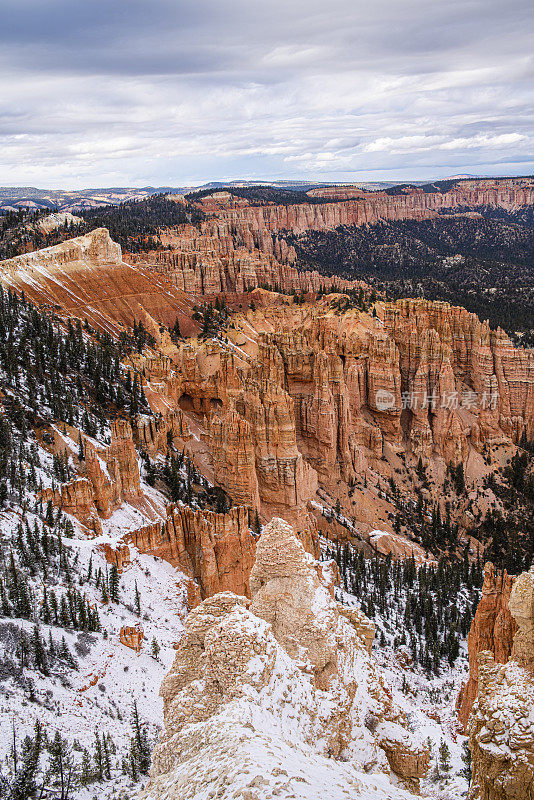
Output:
[
  {"xmin": 0, "ymin": 177, "xmax": 533, "ymax": 800},
  {"xmin": 0, "ymin": 180, "xmax": 416, "ymax": 214}
]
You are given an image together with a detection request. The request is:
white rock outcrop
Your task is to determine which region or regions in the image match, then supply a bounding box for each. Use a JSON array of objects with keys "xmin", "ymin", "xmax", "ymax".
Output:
[{"xmin": 142, "ymin": 518, "xmax": 428, "ymax": 800}]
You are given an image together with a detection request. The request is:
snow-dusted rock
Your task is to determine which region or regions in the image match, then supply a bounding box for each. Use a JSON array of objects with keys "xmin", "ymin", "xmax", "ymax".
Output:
[
  {"xmin": 33, "ymin": 211, "xmax": 82, "ymax": 234},
  {"xmin": 468, "ymin": 566, "xmax": 534, "ymax": 799},
  {"xmin": 143, "ymin": 519, "xmax": 428, "ymax": 800}
]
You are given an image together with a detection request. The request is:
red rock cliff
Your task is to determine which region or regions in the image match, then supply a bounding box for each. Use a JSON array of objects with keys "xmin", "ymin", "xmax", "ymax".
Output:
[
  {"xmin": 125, "ymin": 504, "xmax": 256, "ymax": 599},
  {"xmin": 457, "ymin": 562, "xmax": 516, "ymax": 729}
]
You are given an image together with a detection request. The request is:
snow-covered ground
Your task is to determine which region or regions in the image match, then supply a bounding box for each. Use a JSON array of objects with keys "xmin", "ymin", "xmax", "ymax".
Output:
[
  {"xmin": 0, "ymin": 502, "xmax": 188, "ymax": 797},
  {"xmin": 333, "ymin": 575, "xmax": 471, "ymax": 798}
]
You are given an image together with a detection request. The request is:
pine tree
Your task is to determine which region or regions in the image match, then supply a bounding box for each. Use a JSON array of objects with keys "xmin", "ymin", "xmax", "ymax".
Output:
[
  {"xmin": 461, "ymin": 740, "xmax": 472, "ymax": 783},
  {"xmin": 45, "ymin": 500, "xmax": 55, "ymax": 527},
  {"xmin": 252, "ymin": 509, "xmax": 261, "ymax": 537},
  {"xmin": 78, "ymin": 433, "xmax": 84, "ymax": 461},
  {"xmin": 31, "ymin": 626, "xmax": 48, "ymax": 675},
  {"xmin": 134, "ymin": 581, "xmax": 141, "ymax": 616},
  {"xmin": 109, "ymin": 564, "xmax": 120, "ymax": 603},
  {"xmin": 11, "ymin": 720, "xmax": 42, "ymax": 800},
  {"xmin": 93, "ymin": 732, "xmax": 104, "ymax": 781},
  {"xmin": 171, "ymin": 318, "xmax": 181, "ymax": 340},
  {"xmin": 130, "ymin": 701, "xmax": 151, "ymax": 775},
  {"xmin": 102, "ymin": 734, "xmax": 111, "ymax": 780},
  {"xmin": 438, "ymin": 739, "xmax": 451, "ymax": 776},
  {"xmin": 41, "ymin": 585, "xmax": 51, "ymax": 624},
  {"xmin": 151, "ymin": 638, "xmax": 160, "ymax": 660},
  {"xmin": 48, "ymin": 732, "xmax": 72, "ymax": 800},
  {"xmin": 80, "ymin": 749, "xmax": 93, "ymax": 786}
]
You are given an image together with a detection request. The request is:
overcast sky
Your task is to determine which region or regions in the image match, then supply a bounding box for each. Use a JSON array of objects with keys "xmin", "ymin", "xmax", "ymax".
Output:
[{"xmin": 0, "ymin": 0, "xmax": 532, "ymax": 188}]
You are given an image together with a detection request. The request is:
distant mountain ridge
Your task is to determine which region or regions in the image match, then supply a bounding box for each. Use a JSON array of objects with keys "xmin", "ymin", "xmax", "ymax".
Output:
[
  {"xmin": 2, "ymin": 174, "xmax": 531, "ymax": 213},
  {"xmin": 0, "ymin": 178, "xmax": 458, "ymax": 213}
]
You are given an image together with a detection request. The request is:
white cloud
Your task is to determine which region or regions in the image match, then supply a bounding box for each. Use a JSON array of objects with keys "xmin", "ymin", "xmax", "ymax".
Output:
[{"xmin": 0, "ymin": 0, "xmax": 532, "ymax": 186}]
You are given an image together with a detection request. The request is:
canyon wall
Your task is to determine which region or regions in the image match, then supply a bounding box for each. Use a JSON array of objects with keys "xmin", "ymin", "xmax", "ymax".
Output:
[
  {"xmin": 381, "ymin": 299, "xmax": 534, "ymax": 447},
  {"xmin": 40, "ymin": 418, "xmax": 142, "ymax": 530},
  {"xmin": 134, "ymin": 409, "xmax": 191, "ymax": 457},
  {"xmin": 457, "ymin": 563, "xmax": 516, "ymax": 730},
  {"xmin": 128, "ymin": 223, "xmax": 364, "ymax": 295},
  {"xmin": 468, "ymin": 565, "xmax": 534, "ymax": 800},
  {"xmin": 188, "ymin": 178, "xmax": 534, "ymax": 264},
  {"xmin": 124, "ymin": 504, "xmax": 256, "ymax": 600},
  {"xmin": 0, "ymin": 227, "xmax": 193, "ymax": 334}
]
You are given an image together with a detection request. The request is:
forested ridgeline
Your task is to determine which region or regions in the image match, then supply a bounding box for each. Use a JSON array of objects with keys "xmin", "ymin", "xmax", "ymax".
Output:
[
  {"xmin": 290, "ymin": 214, "xmax": 534, "ymax": 342},
  {"xmin": 0, "ymin": 288, "xmax": 151, "ymax": 464},
  {"xmin": 185, "ymin": 185, "xmax": 330, "ymax": 206},
  {"xmin": 0, "ymin": 195, "xmax": 205, "ymax": 259}
]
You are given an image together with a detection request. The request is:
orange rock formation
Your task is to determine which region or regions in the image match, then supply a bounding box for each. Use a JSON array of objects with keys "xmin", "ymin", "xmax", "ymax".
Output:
[
  {"xmin": 129, "ymin": 224, "xmax": 365, "ymax": 295},
  {"xmin": 124, "ymin": 504, "xmax": 256, "ymax": 600},
  {"xmin": 5, "ymin": 189, "xmax": 534, "ymax": 566},
  {"xmin": 41, "ymin": 418, "xmax": 143, "ymax": 528},
  {"xmin": 119, "ymin": 625, "xmax": 144, "ymax": 653},
  {"xmin": 457, "ymin": 562, "xmax": 516, "ymax": 729},
  {"xmin": 188, "ymin": 178, "xmax": 534, "ymax": 264},
  {"xmin": 0, "ymin": 228, "xmax": 195, "ymax": 334}
]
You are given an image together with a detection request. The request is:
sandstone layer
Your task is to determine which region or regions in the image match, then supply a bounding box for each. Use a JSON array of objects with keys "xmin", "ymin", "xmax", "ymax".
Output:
[
  {"xmin": 457, "ymin": 563, "xmax": 516, "ymax": 730},
  {"xmin": 189, "ymin": 178, "xmax": 534, "ymax": 264},
  {"xmin": 128, "ymin": 292, "xmax": 534, "ymax": 556},
  {"xmin": 124, "ymin": 504, "xmax": 256, "ymax": 601},
  {"xmin": 0, "ymin": 228, "xmax": 195, "ymax": 335},
  {"xmin": 130, "ymin": 223, "xmax": 365, "ymax": 295},
  {"xmin": 40, "ymin": 418, "xmax": 142, "ymax": 529}
]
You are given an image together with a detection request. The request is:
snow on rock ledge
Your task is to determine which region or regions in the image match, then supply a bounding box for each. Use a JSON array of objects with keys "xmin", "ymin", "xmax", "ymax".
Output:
[
  {"xmin": 142, "ymin": 519, "xmax": 428, "ymax": 800},
  {"xmin": 468, "ymin": 565, "xmax": 534, "ymax": 799},
  {"xmin": 0, "ymin": 227, "xmax": 122, "ymax": 277}
]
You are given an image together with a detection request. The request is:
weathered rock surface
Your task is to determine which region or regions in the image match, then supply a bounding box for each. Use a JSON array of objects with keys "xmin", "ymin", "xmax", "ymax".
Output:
[
  {"xmin": 32, "ymin": 212, "xmax": 83, "ymax": 235},
  {"xmin": 250, "ymin": 518, "xmax": 375, "ymax": 690},
  {"xmin": 130, "ymin": 223, "xmax": 365, "ymax": 295},
  {"xmin": 457, "ymin": 563, "xmax": 517, "ymax": 729},
  {"xmin": 119, "ymin": 624, "xmax": 144, "ymax": 653},
  {"xmin": 207, "ymin": 409, "xmax": 261, "ymax": 511},
  {"xmin": 134, "ymin": 409, "xmax": 190, "ymax": 457},
  {"xmin": 40, "ymin": 478, "xmax": 102, "ymax": 534},
  {"xmin": 190, "ymin": 178, "xmax": 534, "ymax": 264},
  {"xmin": 127, "ymin": 293, "xmax": 534, "ymax": 554},
  {"xmin": 41, "ymin": 418, "xmax": 142, "ymax": 526},
  {"xmin": 0, "ymin": 227, "xmax": 194, "ymax": 334},
  {"xmin": 467, "ymin": 565, "xmax": 534, "ymax": 800},
  {"xmin": 142, "ymin": 519, "xmax": 428, "ymax": 800},
  {"xmin": 106, "ymin": 418, "xmax": 142, "ymax": 500},
  {"xmin": 509, "ymin": 565, "xmax": 534, "ymax": 673},
  {"xmin": 125, "ymin": 504, "xmax": 256, "ymax": 600}
]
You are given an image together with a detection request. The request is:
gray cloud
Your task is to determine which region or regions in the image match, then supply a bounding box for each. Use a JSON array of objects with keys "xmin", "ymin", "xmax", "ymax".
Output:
[{"xmin": 0, "ymin": 0, "xmax": 532, "ymax": 187}]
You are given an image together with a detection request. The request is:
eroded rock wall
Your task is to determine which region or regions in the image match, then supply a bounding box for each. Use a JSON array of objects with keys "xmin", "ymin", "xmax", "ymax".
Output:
[
  {"xmin": 468, "ymin": 565, "xmax": 534, "ymax": 800},
  {"xmin": 125, "ymin": 504, "xmax": 256, "ymax": 600},
  {"xmin": 457, "ymin": 563, "xmax": 516, "ymax": 730},
  {"xmin": 40, "ymin": 419, "xmax": 142, "ymax": 528}
]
